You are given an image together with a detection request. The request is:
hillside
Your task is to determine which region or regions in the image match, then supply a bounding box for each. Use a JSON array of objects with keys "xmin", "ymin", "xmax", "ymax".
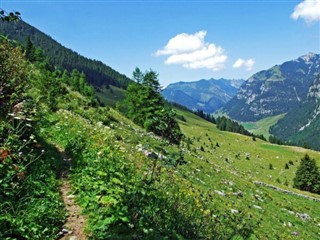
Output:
[
  {"xmin": 270, "ymin": 75, "xmax": 320, "ymax": 150},
  {"xmin": 162, "ymin": 78, "xmax": 244, "ymax": 113},
  {"xmin": 45, "ymin": 104, "xmax": 320, "ymax": 239},
  {"xmin": 2, "ymin": 27, "xmax": 320, "ymax": 240},
  {"xmin": 0, "ymin": 20, "xmax": 132, "ymax": 89},
  {"xmin": 222, "ymin": 53, "xmax": 320, "ymax": 122}
]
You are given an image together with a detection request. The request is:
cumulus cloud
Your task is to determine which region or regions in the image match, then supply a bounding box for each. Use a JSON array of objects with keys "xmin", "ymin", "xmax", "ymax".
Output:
[
  {"xmin": 232, "ymin": 58, "xmax": 255, "ymax": 71},
  {"xmin": 291, "ymin": 0, "xmax": 320, "ymax": 22},
  {"xmin": 155, "ymin": 31, "xmax": 227, "ymax": 71}
]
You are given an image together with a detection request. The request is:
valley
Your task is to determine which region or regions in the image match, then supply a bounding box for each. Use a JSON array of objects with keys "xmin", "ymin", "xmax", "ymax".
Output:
[{"xmin": 1, "ymin": 5, "xmax": 320, "ymax": 239}]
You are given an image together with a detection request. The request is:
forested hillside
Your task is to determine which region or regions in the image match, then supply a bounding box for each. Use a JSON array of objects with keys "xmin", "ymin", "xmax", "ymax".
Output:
[
  {"xmin": 0, "ymin": 20, "xmax": 132, "ymax": 88},
  {"xmin": 270, "ymin": 75, "xmax": 320, "ymax": 150}
]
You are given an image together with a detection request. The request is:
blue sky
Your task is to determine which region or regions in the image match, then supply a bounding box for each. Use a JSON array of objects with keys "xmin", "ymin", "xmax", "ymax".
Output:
[{"xmin": 1, "ymin": 0, "xmax": 320, "ymax": 86}]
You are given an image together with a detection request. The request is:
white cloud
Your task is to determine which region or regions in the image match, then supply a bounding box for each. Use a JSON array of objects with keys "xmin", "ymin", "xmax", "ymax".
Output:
[
  {"xmin": 155, "ymin": 31, "xmax": 227, "ymax": 71},
  {"xmin": 232, "ymin": 58, "xmax": 255, "ymax": 71},
  {"xmin": 291, "ymin": 0, "xmax": 320, "ymax": 22},
  {"xmin": 155, "ymin": 31, "xmax": 206, "ymax": 56}
]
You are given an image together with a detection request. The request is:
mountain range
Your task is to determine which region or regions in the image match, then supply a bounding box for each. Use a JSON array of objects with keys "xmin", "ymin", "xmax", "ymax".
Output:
[
  {"xmin": 162, "ymin": 53, "xmax": 320, "ymax": 150},
  {"xmin": 162, "ymin": 78, "xmax": 244, "ymax": 113},
  {"xmin": 270, "ymin": 74, "xmax": 320, "ymax": 149},
  {"xmin": 220, "ymin": 52, "xmax": 320, "ymax": 149},
  {"xmin": 222, "ymin": 52, "xmax": 320, "ymax": 122}
]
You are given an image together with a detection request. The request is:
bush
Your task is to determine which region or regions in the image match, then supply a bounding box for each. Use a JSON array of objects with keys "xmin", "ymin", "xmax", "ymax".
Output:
[
  {"xmin": 0, "ymin": 37, "xmax": 29, "ymax": 118},
  {"xmin": 293, "ymin": 154, "xmax": 320, "ymax": 194}
]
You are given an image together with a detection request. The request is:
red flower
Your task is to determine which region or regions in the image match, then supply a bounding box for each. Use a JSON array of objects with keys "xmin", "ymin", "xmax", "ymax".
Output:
[{"xmin": 0, "ymin": 149, "xmax": 10, "ymax": 161}]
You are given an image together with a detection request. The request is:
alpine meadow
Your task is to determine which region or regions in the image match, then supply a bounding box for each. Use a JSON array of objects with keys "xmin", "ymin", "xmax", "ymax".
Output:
[{"xmin": 1, "ymin": 1, "xmax": 320, "ymax": 240}]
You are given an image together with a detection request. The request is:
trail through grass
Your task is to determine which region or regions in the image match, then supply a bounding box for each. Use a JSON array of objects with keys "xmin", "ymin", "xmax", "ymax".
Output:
[{"xmin": 57, "ymin": 146, "xmax": 87, "ymax": 240}]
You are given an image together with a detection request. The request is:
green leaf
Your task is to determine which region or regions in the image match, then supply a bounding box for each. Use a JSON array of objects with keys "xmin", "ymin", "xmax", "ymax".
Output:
[
  {"xmin": 97, "ymin": 170, "xmax": 107, "ymax": 176},
  {"xmin": 120, "ymin": 216, "xmax": 130, "ymax": 222},
  {"xmin": 111, "ymin": 177, "xmax": 122, "ymax": 185}
]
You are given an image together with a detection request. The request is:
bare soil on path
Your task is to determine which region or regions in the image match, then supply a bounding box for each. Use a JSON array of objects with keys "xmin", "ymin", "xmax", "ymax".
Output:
[{"xmin": 57, "ymin": 147, "xmax": 87, "ymax": 240}]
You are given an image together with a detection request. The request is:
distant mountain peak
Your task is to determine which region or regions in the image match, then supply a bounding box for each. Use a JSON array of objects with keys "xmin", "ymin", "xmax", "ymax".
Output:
[
  {"xmin": 162, "ymin": 78, "xmax": 245, "ymax": 113},
  {"xmin": 298, "ymin": 52, "xmax": 318, "ymax": 63}
]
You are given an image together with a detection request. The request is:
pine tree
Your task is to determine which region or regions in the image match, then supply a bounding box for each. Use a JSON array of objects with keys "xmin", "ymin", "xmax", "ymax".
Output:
[
  {"xmin": 0, "ymin": 9, "xmax": 21, "ymax": 22},
  {"xmin": 79, "ymin": 72, "xmax": 86, "ymax": 94},
  {"xmin": 293, "ymin": 154, "xmax": 320, "ymax": 193},
  {"xmin": 25, "ymin": 36, "xmax": 35, "ymax": 62},
  {"xmin": 122, "ymin": 68, "xmax": 182, "ymax": 144},
  {"xmin": 132, "ymin": 67, "xmax": 143, "ymax": 84},
  {"xmin": 71, "ymin": 69, "xmax": 80, "ymax": 91},
  {"xmin": 61, "ymin": 70, "xmax": 69, "ymax": 84}
]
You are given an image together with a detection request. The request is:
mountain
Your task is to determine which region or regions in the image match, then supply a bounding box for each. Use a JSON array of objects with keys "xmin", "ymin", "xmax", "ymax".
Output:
[
  {"xmin": 270, "ymin": 75, "xmax": 320, "ymax": 150},
  {"xmin": 2, "ymin": 32, "xmax": 320, "ymax": 240},
  {"xmin": 162, "ymin": 78, "xmax": 244, "ymax": 113},
  {"xmin": 222, "ymin": 53, "xmax": 320, "ymax": 121},
  {"xmin": 0, "ymin": 20, "xmax": 132, "ymax": 88}
]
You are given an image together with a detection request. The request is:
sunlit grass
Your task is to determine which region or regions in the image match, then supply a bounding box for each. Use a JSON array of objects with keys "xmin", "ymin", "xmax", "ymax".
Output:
[{"xmin": 241, "ymin": 114, "xmax": 286, "ymax": 138}]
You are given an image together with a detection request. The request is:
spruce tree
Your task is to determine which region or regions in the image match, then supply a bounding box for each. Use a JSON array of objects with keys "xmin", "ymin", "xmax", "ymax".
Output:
[
  {"xmin": 293, "ymin": 154, "xmax": 320, "ymax": 194},
  {"xmin": 25, "ymin": 36, "xmax": 35, "ymax": 62},
  {"xmin": 122, "ymin": 68, "xmax": 182, "ymax": 144}
]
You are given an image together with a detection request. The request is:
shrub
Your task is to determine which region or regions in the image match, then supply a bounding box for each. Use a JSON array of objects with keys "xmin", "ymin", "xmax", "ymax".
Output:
[
  {"xmin": 293, "ymin": 154, "xmax": 320, "ymax": 194},
  {"xmin": 0, "ymin": 37, "xmax": 29, "ymax": 118}
]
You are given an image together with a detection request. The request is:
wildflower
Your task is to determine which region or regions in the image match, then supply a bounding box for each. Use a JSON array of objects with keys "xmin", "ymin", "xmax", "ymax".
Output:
[
  {"xmin": 18, "ymin": 152, "xmax": 23, "ymax": 156},
  {"xmin": 17, "ymin": 171, "xmax": 25, "ymax": 180},
  {"xmin": 293, "ymin": 231, "xmax": 299, "ymax": 236},
  {"xmin": 41, "ymin": 150, "xmax": 45, "ymax": 153},
  {"xmin": 0, "ymin": 149, "xmax": 9, "ymax": 160}
]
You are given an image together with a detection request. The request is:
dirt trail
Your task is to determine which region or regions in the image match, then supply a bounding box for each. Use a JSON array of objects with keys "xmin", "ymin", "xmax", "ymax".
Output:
[{"xmin": 57, "ymin": 148, "xmax": 87, "ymax": 240}]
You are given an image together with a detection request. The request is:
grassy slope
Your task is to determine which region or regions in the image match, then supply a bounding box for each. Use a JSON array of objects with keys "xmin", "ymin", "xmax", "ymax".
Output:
[
  {"xmin": 174, "ymin": 108, "xmax": 320, "ymax": 239},
  {"xmin": 241, "ymin": 114, "xmax": 286, "ymax": 138},
  {"xmin": 176, "ymin": 109, "xmax": 320, "ymax": 188},
  {"xmin": 96, "ymin": 85, "xmax": 126, "ymax": 107},
  {"xmin": 42, "ymin": 94, "xmax": 320, "ymax": 239}
]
